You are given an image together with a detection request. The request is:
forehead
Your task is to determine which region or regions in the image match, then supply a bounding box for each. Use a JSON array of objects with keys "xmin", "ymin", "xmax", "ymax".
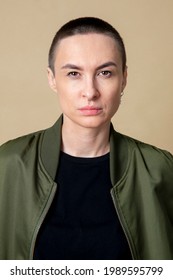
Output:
[{"xmin": 54, "ymin": 33, "xmax": 122, "ymax": 67}]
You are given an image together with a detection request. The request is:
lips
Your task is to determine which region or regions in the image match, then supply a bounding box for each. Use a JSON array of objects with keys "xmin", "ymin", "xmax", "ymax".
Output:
[{"xmin": 79, "ymin": 106, "xmax": 102, "ymax": 116}]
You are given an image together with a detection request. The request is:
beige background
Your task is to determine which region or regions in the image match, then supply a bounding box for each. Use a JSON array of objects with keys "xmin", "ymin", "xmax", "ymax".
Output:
[{"xmin": 0, "ymin": 0, "xmax": 173, "ymax": 153}]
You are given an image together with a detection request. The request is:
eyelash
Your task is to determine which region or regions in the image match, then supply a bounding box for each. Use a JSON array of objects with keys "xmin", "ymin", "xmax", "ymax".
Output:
[
  {"xmin": 67, "ymin": 70, "xmax": 112, "ymax": 78},
  {"xmin": 99, "ymin": 70, "xmax": 112, "ymax": 77},
  {"xmin": 67, "ymin": 71, "xmax": 79, "ymax": 77}
]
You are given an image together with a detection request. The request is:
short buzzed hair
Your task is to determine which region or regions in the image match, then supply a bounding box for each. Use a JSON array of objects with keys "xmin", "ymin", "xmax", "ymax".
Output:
[{"xmin": 48, "ymin": 17, "xmax": 127, "ymax": 74}]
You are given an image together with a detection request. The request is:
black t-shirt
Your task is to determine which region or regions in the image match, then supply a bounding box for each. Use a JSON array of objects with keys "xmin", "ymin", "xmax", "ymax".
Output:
[{"xmin": 34, "ymin": 152, "xmax": 132, "ymax": 260}]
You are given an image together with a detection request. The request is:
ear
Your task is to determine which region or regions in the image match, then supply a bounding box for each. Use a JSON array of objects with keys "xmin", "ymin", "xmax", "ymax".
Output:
[
  {"xmin": 47, "ymin": 67, "xmax": 57, "ymax": 93},
  {"xmin": 121, "ymin": 66, "xmax": 128, "ymax": 92}
]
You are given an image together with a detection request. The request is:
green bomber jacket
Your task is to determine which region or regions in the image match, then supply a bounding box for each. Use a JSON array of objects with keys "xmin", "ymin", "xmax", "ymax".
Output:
[{"xmin": 0, "ymin": 116, "xmax": 173, "ymax": 259}]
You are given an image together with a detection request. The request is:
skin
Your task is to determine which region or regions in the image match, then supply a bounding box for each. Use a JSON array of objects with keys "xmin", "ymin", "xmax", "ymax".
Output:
[{"xmin": 47, "ymin": 33, "xmax": 127, "ymax": 157}]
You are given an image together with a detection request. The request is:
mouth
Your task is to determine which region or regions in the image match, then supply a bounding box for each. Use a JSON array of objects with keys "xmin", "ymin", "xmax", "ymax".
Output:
[{"xmin": 79, "ymin": 106, "xmax": 103, "ymax": 116}]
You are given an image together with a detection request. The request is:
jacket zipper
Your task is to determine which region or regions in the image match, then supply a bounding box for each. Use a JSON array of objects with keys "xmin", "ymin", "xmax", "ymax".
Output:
[
  {"xmin": 110, "ymin": 189, "xmax": 136, "ymax": 260},
  {"xmin": 29, "ymin": 182, "xmax": 57, "ymax": 259}
]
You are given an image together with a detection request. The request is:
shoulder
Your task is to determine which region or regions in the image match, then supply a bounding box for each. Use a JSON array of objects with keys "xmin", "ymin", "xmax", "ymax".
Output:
[
  {"xmin": 0, "ymin": 129, "xmax": 45, "ymax": 164},
  {"xmin": 114, "ymin": 130, "xmax": 173, "ymax": 174},
  {"xmin": 127, "ymin": 134, "xmax": 172, "ymax": 165}
]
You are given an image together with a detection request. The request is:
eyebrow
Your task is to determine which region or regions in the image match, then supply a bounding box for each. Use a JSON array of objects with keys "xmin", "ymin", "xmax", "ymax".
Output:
[
  {"xmin": 96, "ymin": 61, "xmax": 117, "ymax": 70},
  {"xmin": 61, "ymin": 61, "xmax": 117, "ymax": 71}
]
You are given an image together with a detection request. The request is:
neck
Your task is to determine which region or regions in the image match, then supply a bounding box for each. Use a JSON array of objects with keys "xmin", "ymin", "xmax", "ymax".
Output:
[{"xmin": 61, "ymin": 117, "xmax": 110, "ymax": 157}]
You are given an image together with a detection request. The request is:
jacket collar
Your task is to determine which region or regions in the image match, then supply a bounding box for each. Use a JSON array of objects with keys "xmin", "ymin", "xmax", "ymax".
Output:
[
  {"xmin": 41, "ymin": 115, "xmax": 129, "ymax": 186},
  {"xmin": 41, "ymin": 115, "xmax": 63, "ymax": 180},
  {"xmin": 109, "ymin": 124, "xmax": 129, "ymax": 185}
]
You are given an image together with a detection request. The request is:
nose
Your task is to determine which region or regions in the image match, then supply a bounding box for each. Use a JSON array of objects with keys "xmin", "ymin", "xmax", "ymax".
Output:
[{"xmin": 82, "ymin": 77, "xmax": 99, "ymax": 101}]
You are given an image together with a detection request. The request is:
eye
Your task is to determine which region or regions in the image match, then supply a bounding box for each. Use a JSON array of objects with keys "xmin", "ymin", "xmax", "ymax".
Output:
[
  {"xmin": 99, "ymin": 70, "xmax": 112, "ymax": 77},
  {"xmin": 67, "ymin": 71, "xmax": 80, "ymax": 77}
]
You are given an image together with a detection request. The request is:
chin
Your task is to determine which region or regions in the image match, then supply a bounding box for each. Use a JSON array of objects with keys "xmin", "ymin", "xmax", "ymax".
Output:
[
  {"xmin": 76, "ymin": 117, "xmax": 110, "ymax": 129},
  {"xmin": 63, "ymin": 113, "xmax": 111, "ymax": 129}
]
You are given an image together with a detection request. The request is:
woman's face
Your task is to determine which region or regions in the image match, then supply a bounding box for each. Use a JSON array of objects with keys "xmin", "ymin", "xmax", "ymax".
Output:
[{"xmin": 48, "ymin": 33, "xmax": 127, "ymax": 130}]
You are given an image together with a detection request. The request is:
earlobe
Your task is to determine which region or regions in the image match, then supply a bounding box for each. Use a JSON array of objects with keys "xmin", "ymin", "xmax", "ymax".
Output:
[{"xmin": 47, "ymin": 67, "xmax": 57, "ymax": 93}]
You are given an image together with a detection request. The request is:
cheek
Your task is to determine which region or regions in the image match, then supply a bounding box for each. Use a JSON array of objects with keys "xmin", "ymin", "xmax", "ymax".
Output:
[
  {"xmin": 105, "ymin": 88, "xmax": 121, "ymax": 105},
  {"xmin": 105, "ymin": 90, "xmax": 121, "ymax": 115},
  {"xmin": 56, "ymin": 79, "xmax": 79, "ymax": 97},
  {"xmin": 100, "ymin": 78, "xmax": 122, "ymax": 95},
  {"xmin": 56, "ymin": 86, "xmax": 77, "ymax": 112}
]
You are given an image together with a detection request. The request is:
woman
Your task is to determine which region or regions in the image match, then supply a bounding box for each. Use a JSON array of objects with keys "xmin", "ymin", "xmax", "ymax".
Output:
[{"xmin": 0, "ymin": 17, "xmax": 173, "ymax": 260}]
